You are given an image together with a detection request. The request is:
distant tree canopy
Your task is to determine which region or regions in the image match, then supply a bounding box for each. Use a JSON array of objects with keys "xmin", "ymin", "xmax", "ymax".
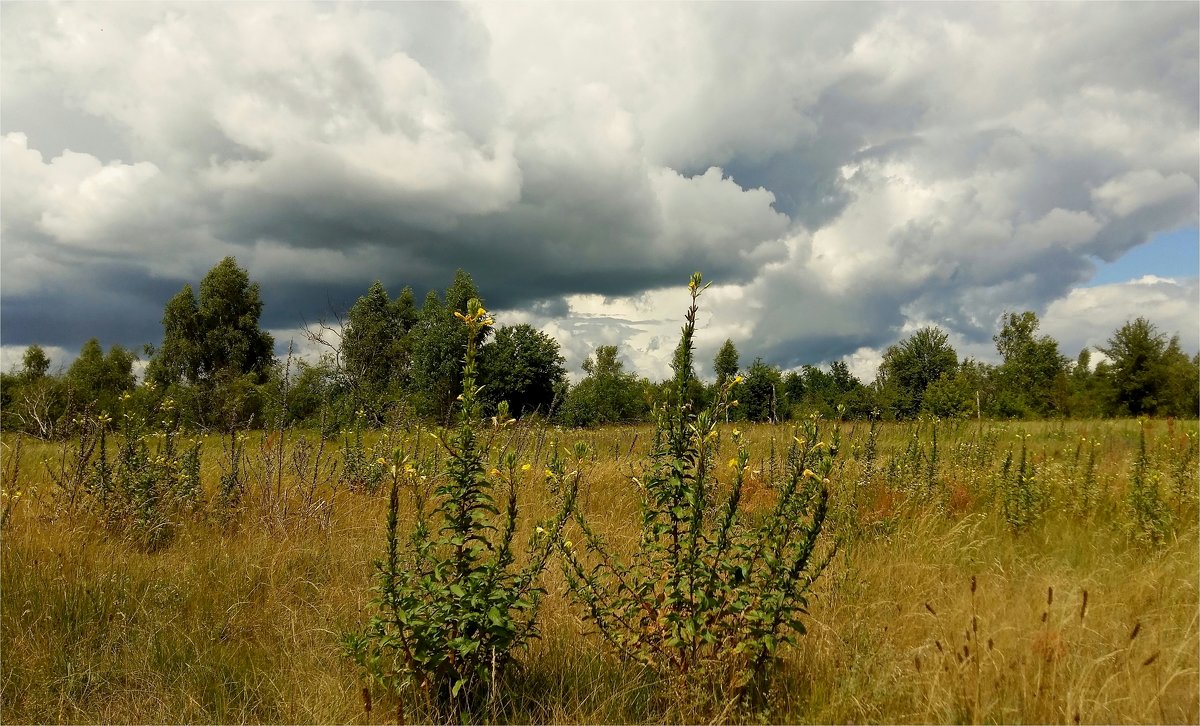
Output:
[
  {"xmin": 409, "ymin": 270, "xmax": 486, "ymax": 421},
  {"xmin": 714, "ymin": 339, "xmax": 740, "ymax": 388},
  {"xmin": 4, "ymin": 265, "xmax": 1198, "ymax": 438},
  {"xmin": 140, "ymin": 257, "xmax": 276, "ymax": 427},
  {"xmin": 478, "ymin": 324, "xmax": 567, "ymax": 418},
  {"xmin": 877, "ymin": 326, "xmax": 958, "ymax": 418},
  {"xmin": 302, "ymin": 269, "xmax": 566, "ymax": 425},
  {"xmin": 742, "ymin": 358, "xmax": 782, "ymax": 423},
  {"xmin": 992, "ymin": 311, "xmax": 1068, "ymax": 418},
  {"xmin": 22, "ymin": 345, "xmax": 51, "ymax": 380},
  {"xmin": 559, "ymin": 345, "xmax": 649, "ymax": 427},
  {"xmin": 1100, "ymin": 317, "xmax": 1199, "ymax": 418},
  {"xmin": 66, "ymin": 339, "xmax": 137, "ymax": 416},
  {"xmin": 341, "ymin": 280, "xmax": 418, "ymax": 420},
  {"xmin": 2, "ymin": 338, "xmax": 137, "ymax": 437},
  {"xmin": 148, "ymin": 257, "xmax": 274, "ymax": 389}
]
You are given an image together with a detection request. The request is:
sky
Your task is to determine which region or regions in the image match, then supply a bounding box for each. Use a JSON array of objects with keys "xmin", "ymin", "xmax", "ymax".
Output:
[{"xmin": 2, "ymin": 2, "xmax": 1197, "ymax": 383}]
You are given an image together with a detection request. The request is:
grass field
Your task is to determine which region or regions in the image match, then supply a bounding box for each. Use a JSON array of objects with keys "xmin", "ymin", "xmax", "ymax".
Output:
[{"xmin": 2, "ymin": 417, "xmax": 1197, "ymax": 724}]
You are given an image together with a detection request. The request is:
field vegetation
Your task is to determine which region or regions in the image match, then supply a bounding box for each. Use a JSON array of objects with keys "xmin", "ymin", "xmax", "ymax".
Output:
[
  {"xmin": 2, "ymin": 416, "xmax": 1197, "ymax": 723},
  {"xmin": 1, "ymin": 268, "xmax": 1197, "ymax": 723}
]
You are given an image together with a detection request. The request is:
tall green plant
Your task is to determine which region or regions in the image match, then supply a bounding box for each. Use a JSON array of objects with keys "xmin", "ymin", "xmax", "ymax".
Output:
[
  {"xmin": 560, "ymin": 274, "xmax": 836, "ymax": 711},
  {"xmin": 83, "ymin": 395, "xmax": 202, "ymax": 550},
  {"xmin": 346, "ymin": 299, "xmax": 577, "ymax": 722},
  {"xmin": 999, "ymin": 433, "xmax": 1046, "ymax": 533},
  {"xmin": 1127, "ymin": 423, "xmax": 1169, "ymax": 546}
]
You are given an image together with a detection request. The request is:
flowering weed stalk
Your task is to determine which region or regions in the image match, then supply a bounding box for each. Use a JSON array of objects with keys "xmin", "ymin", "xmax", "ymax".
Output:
[
  {"xmin": 78, "ymin": 395, "xmax": 202, "ymax": 550},
  {"xmin": 560, "ymin": 274, "xmax": 837, "ymax": 714},
  {"xmin": 346, "ymin": 298, "xmax": 577, "ymax": 722}
]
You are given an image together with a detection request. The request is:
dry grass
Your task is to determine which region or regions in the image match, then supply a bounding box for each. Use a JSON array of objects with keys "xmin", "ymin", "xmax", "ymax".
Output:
[{"xmin": 2, "ymin": 418, "xmax": 1197, "ymax": 723}]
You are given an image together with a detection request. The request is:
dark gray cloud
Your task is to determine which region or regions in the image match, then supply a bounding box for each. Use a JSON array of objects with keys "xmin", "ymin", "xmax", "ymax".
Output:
[{"xmin": 1, "ymin": 2, "xmax": 1197, "ymax": 378}]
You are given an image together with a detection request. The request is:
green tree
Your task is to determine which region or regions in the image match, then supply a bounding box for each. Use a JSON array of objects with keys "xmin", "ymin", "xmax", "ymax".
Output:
[
  {"xmin": 660, "ymin": 336, "xmax": 707, "ymax": 414},
  {"xmin": 284, "ymin": 359, "xmax": 337, "ymax": 429},
  {"xmin": 147, "ymin": 257, "xmax": 275, "ymax": 426},
  {"xmin": 196, "ymin": 257, "xmax": 274, "ymax": 381},
  {"xmin": 411, "ymin": 287, "xmax": 469, "ymax": 421},
  {"xmin": 1160, "ymin": 341, "xmax": 1199, "ymax": 418},
  {"xmin": 1065, "ymin": 347, "xmax": 1109, "ymax": 418},
  {"xmin": 408, "ymin": 271, "xmax": 488, "ymax": 421},
  {"xmin": 478, "ymin": 324, "xmax": 567, "ymax": 417},
  {"xmin": 921, "ymin": 364, "xmax": 981, "ymax": 419},
  {"xmin": 712, "ymin": 339, "xmax": 740, "ymax": 420},
  {"xmin": 828, "ymin": 360, "xmax": 872, "ymax": 417},
  {"xmin": 714, "ymin": 339, "xmax": 740, "ymax": 387},
  {"xmin": 1, "ymin": 344, "xmax": 67, "ymax": 436},
  {"xmin": 343, "ymin": 281, "xmax": 401, "ymax": 392},
  {"xmin": 1099, "ymin": 318, "xmax": 1196, "ymax": 417},
  {"xmin": 829, "ymin": 360, "xmax": 856, "ymax": 394},
  {"xmin": 444, "ymin": 269, "xmax": 482, "ymax": 318},
  {"xmin": 800, "ymin": 365, "xmax": 837, "ymax": 416},
  {"xmin": 21, "ymin": 345, "xmax": 51, "ymax": 380},
  {"xmin": 992, "ymin": 312, "xmax": 1066, "ymax": 417},
  {"xmin": 66, "ymin": 338, "xmax": 136, "ymax": 415},
  {"xmin": 148, "ymin": 285, "xmax": 201, "ymax": 385},
  {"xmin": 780, "ymin": 369, "xmax": 804, "ymax": 418},
  {"xmin": 558, "ymin": 345, "xmax": 647, "ymax": 426},
  {"xmin": 149, "ymin": 257, "xmax": 274, "ymax": 387},
  {"xmin": 742, "ymin": 358, "xmax": 782, "ymax": 422},
  {"xmin": 877, "ymin": 326, "xmax": 958, "ymax": 418},
  {"xmin": 341, "ymin": 281, "xmax": 420, "ymax": 419}
]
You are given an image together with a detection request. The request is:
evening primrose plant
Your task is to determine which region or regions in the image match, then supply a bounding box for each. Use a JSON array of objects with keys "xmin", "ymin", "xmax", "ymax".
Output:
[
  {"xmin": 346, "ymin": 298, "xmax": 578, "ymax": 722},
  {"xmin": 82, "ymin": 394, "xmax": 202, "ymax": 550},
  {"xmin": 559, "ymin": 273, "xmax": 837, "ymax": 713}
]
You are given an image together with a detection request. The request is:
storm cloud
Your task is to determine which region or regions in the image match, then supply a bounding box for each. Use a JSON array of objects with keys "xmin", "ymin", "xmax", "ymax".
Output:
[{"xmin": 2, "ymin": 2, "xmax": 1196, "ymax": 378}]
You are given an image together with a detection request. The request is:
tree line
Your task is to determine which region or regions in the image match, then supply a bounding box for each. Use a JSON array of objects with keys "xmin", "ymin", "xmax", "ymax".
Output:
[{"xmin": 2, "ymin": 257, "xmax": 1196, "ymax": 436}]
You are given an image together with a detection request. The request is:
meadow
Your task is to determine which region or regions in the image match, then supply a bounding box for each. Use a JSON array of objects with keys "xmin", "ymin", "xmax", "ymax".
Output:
[{"xmin": 2, "ymin": 416, "xmax": 1197, "ymax": 724}]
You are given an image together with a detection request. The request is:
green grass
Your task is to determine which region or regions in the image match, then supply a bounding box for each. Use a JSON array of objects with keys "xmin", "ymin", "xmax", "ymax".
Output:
[{"xmin": 2, "ymin": 418, "xmax": 1197, "ymax": 723}]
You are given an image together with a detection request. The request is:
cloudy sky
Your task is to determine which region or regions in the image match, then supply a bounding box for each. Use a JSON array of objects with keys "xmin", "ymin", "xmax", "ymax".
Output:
[{"xmin": 2, "ymin": 2, "xmax": 1197, "ymax": 381}]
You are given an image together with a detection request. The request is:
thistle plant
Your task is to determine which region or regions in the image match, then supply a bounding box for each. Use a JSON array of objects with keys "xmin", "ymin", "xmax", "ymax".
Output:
[
  {"xmin": 560, "ymin": 273, "xmax": 836, "ymax": 710},
  {"xmin": 346, "ymin": 298, "xmax": 577, "ymax": 722}
]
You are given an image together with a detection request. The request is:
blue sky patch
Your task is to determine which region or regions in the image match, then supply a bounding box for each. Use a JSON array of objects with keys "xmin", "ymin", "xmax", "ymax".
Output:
[{"xmin": 1088, "ymin": 226, "xmax": 1200, "ymax": 286}]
